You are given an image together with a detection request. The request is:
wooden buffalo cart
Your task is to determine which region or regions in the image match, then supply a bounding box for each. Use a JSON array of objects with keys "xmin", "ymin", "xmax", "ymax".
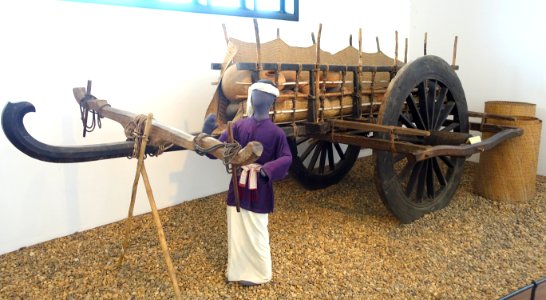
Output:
[
  {"xmin": 0, "ymin": 24, "xmax": 525, "ymax": 297},
  {"xmin": 206, "ymin": 24, "xmax": 522, "ymax": 223},
  {"xmin": 1, "ymin": 25, "xmax": 522, "ymax": 225}
]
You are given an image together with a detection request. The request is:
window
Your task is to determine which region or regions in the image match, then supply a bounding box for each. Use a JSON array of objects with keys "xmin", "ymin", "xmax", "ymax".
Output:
[{"xmin": 66, "ymin": 0, "xmax": 299, "ymax": 21}]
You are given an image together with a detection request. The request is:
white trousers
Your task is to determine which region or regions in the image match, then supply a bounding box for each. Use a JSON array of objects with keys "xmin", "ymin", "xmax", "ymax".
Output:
[{"xmin": 226, "ymin": 206, "xmax": 272, "ymax": 284}]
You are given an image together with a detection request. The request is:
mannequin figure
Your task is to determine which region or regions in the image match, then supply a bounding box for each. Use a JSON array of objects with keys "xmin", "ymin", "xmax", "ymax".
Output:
[{"xmin": 202, "ymin": 80, "xmax": 292, "ymax": 286}]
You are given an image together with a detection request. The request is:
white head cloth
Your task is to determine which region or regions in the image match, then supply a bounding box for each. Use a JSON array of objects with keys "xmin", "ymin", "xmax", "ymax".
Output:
[{"xmin": 245, "ymin": 81, "xmax": 280, "ymax": 117}]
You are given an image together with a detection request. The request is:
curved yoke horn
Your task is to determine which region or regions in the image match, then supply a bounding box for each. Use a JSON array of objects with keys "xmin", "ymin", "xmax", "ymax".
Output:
[{"xmin": 1, "ymin": 101, "xmax": 183, "ymax": 163}]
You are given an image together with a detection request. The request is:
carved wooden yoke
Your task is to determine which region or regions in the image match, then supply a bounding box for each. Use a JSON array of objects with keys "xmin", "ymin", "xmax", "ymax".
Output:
[{"xmin": 72, "ymin": 87, "xmax": 262, "ymax": 166}]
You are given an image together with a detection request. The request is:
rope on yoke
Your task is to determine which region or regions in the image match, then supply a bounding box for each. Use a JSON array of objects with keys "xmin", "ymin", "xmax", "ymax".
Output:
[
  {"xmin": 193, "ymin": 133, "xmax": 242, "ymax": 174},
  {"xmin": 124, "ymin": 114, "xmax": 149, "ymax": 159},
  {"xmin": 123, "ymin": 114, "xmax": 174, "ymax": 158},
  {"xmin": 79, "ymin": 94, "xmax": 111, "ymax": 138},
  {"xmin": 79, "ymin": 80, "xmax": 110, "ymax": 137},
  {"xmin": 150, "ymin": 143, "xmax": 174, "ymax": 157}
]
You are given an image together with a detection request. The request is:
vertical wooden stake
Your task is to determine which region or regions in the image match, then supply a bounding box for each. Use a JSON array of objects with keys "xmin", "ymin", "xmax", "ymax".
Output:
[
  {"xmin": 356, "ymin": 28, "xmax": 363, "ymax": 118},
  {"xmin": 452, "ymin": 35, "xmax": 459, "ymax": 66},
  {"xmin": 253, "ymin": 18, "xmax": 261, "ymax": 72},
  {"xmin": 222, "ymin": 23, "xmax": 229, "ymax": 45},
  {"xmin": 394, "ymin": 31, "xmax": 399, "ymax": 67},
  {"xmin": 376, "ymin": 36, "xmax": 381, "ymax": 53},
  {"xmin": 424, "ymin": 32, "xmax": 428, "ymax": 56},
  {"xmin": 315, "ymin": 24, "xmax": 323, "ymax": 123},
  {"xmin": 404, "ymin": 37, "xmax": 408, "ymax": 64},
  {"xmin": 358, "ymin": 28, "xmax": 363, "ymax": 67},
  {"xmin": 315, "ymin": 24, "xmax": 322, "ymax": 65}
]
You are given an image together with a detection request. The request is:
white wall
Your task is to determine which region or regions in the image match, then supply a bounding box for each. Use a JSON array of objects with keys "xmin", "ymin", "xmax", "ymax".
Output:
[
  {"xmin": 409, "ymin": 0, "xmax": 546, "ymax": 174},
  {"xmin": 0, "ymin": 0, "xmax": 409, "ymax": 254}
]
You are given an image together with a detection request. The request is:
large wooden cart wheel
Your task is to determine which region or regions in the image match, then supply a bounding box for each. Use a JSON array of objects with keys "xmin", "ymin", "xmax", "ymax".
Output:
[
  {"xmin": 288, "ymin": 137, "xmax": 360, "ymax": 190},
  {"xmin": 375, "ymin": 55, "xmax": 469, "ymax": 223}
]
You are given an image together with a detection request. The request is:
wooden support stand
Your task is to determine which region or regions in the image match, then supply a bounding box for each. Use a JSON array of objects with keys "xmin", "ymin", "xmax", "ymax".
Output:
[{"xmin": 117, "ymin": 113, "xmax": 182, "ymax": 299}]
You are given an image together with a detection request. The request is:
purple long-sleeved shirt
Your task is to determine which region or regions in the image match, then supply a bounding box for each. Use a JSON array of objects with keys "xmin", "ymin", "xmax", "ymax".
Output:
[{"xmin": 218, "ymin": 117, "xmax": 292, "ymax": 213}]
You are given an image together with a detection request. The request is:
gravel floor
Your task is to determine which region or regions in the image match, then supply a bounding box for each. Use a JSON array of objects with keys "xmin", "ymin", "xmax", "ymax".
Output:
[{"xmin": 1, "ymin": 156, "xmax": 545, "ymax": 299}]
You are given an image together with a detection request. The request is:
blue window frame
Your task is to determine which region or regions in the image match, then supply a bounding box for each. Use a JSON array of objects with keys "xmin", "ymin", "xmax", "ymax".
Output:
[{"xmin": 65, "ymin": 0, "xmax": 299, "ymax": 21}]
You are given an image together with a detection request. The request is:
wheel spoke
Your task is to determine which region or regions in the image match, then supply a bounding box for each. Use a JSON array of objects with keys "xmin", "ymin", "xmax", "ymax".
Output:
[
  {"xmin": 307, "ymin": 143, "xmax": 322, "ymax": 172},
  {"xmin": 393, "ymin": 153, "xmax": 407, "ymax": 163},
  {"xmin": 406, "ymin": 161, "xmax": 424, "ymax": 196},
  {"xmin": 432, "ymin": 85, "xmax": 449, "ymax": 130},
  {"xmin": 432, "ymin": 157, "xmax": 447, "ymax": 186},
  {"xmin": 318, "ymin": 144, "xmax": 327, "ymax": 174},
  {"xmin": 439, "ymin": 155, "xmax": 454, "ymax": 169},
  {"xmin": 426, "ymin": 159, "xmax": 435, "ymax": 198},
  {"xmin": 334, "ymin": 143, "xmax": 346, "ymax": 160},
  {"xmin": 300, "ymin": 140, "xmax": 318, "ymax": 162},
  {"xmin": 437, "ymin": 84, "xmax": 449, "ymax": 102},
  {"xmin": 416, "ymin": 160, "xmax": 428, "ymax": 201},
  {"xmin": 418, "ymin": 81, "xmax": 430, "ymax": 129},
  {"xmin": 441, "ymin": 121, "xmax": 459, "ymax": 132},
  {"xmin": 296, "ymin": 137, "xmax": 311, "ymax": 146},
  {"xmin": 399, "ymin": 113, "xmax": 417, "ymax": 129},
  {"xmin": 435, "ymin": 101, "xmax": 456, "ymax": 129},
  {"xmin": 327, "ymin": 143, "xmax": 335, "ymax": 171},
  {"xmin": 427, "ymin": 80, "xmax": 437, "ymax": 129},
  {"xmin": 398, "ymin": 157, "xmax": 416, "ymax": 179},
  {"xmin": 406, "ymin": 95, "xmax": 426, "ymax": 130}
]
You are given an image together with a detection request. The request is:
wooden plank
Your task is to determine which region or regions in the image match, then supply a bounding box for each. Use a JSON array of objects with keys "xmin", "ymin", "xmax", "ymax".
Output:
[{"xmin": 328, "ymin": 133, "xmax": 428, "ymax": 153}]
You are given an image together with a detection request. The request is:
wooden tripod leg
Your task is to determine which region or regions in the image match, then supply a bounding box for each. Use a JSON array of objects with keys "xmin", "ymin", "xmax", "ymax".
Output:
[
  {"xmin": 116, "ymin": 170, "xmax": 139, "ymax": 267},
  {"xmin": 140, "ymin": 164, "xmax": 182, "ymax": 299},
  {"xmin": 118, "ymin": 114, "xmax": 152, "ymax": 267},
  {"xmin": 117, "ymin": 113, "xmax": 182, "ymax": 299}
]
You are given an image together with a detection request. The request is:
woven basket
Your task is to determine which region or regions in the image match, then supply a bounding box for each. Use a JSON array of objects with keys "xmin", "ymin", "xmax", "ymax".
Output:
[
  {"xmin": 483, "ymin": 100, "xmax": 536, "ymax": 116},
  {"xmin": 473, "ymin": 101, "xmax": 542, "ymax": 202}
]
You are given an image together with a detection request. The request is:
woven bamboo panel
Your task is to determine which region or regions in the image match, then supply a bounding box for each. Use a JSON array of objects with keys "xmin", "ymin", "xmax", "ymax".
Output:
[
  {"xmin": 207, "ymin": 37, "xmax": 399, "ymax": 134},
  {"xmin": 474, "ymin": 101, "xmax": 542, "ymax": 202},
  {"xmin": 227, "ymin": 38, "xmax": 397, "ymax": 66},
  {"xmin": 220, "ymin": 38, "xmax": 396, "ymax": 102}
]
